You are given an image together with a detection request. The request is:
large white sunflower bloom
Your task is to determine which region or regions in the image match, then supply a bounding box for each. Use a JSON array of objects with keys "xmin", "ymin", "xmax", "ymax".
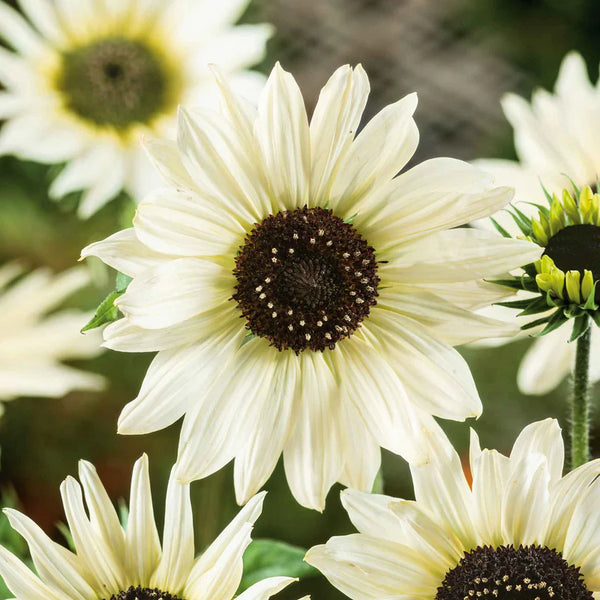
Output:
[
  {"xmin": 0, "ymin": 454, "xmax": 296, "ymax": 600},
  {"xmin": 82, "ymin": 63, "xmax": 542, "ymax": 510},
  {"xmin": 0, "ymin": 263, "xmax": 104, "ymax": 406},
  {"xmin": 307, "ymin": 418, "xmax": 600, "ymax": 600},
  {"xmin": 0, "ymin": 0, "xmax": 272, "ymax": 218},
  {"xmin": 475, "ymin": 51, "xmax": 600, "ymax": 230}
]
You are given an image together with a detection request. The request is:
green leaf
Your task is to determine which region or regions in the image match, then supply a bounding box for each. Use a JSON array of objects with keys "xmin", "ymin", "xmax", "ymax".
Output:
[
  {"xmin": 116, "ymin": 271, "xmax": 133, "ymax": 292},
  {"xmin": 488, "ymin": 217, "xmax": 512, "ymax": 238},
  {"xmin": 591, "ymin": 311, "xmax": 600, "ymax": 328},
  {"xmin": 344, "ymin": 213, "xmax": 358, "ymax": 224},
  {"xmin": 240, "ymin": 539, "xmax": 318, "ymax": 592},
  {"xmin": 569, "ymin": 314, "xmax": 590, "ymax": 342},
  {"xmin": 81, "ymin": 290, "xmax": 123, "ymax": 332}
]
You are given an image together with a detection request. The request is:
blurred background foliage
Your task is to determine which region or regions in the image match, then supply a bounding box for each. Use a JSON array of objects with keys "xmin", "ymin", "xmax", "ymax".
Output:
[{"xmin": 1, "ymin": 1, "xmax": 600, "ymax": 599}]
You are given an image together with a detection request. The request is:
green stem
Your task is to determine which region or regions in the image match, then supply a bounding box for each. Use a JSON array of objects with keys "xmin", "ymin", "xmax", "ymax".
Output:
[{"xmin": 570, "ymin": 326, "xmax": 592, "ymax": 470}]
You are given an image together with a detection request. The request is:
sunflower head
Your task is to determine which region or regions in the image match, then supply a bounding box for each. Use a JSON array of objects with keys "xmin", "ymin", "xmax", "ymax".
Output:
[
  {"xmin": 494, "ymin": 184, "xmax": 600, "ymax": 341},
  {"xmin": 53, "ymin": 34, "xmax": 182, "ymax": 138}
]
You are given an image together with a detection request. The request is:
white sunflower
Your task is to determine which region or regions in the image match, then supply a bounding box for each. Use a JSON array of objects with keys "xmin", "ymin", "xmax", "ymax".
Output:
[
  {"xmin": 0, "ymin": 263, "xmax": 104, "ymax": 407},
  {"xmin": 472, "ymin": 52, "xmax": 600, "ymax": 395},
  {"xmin": 307, "ymin": 418, "xmax": 600, "ymax": 600},
  {"xmin": 0, "ymin": 454, "xmax": 296, "ymax": 600},
  {"xmin": 82, "ymin": 63, "xmax": 541, "ymax": 510},
  {"xmin": 475, "ymin": 51, "xmax": 600, "ymax": 229},
  {"xmin": 0, "ymin": 0, "xmax": 272, "ymax": 218}
]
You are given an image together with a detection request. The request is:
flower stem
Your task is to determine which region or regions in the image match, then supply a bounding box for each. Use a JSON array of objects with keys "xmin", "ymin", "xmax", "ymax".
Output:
[{"xmin": 570, "ymin": 326, "xmax": 592, "ymax": 470}]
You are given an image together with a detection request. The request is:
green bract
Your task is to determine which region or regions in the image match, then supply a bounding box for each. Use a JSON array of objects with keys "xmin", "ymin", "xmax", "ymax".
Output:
[{"xmin": 493, "ymin": 184, "xmax": 600, "ymax": 342}]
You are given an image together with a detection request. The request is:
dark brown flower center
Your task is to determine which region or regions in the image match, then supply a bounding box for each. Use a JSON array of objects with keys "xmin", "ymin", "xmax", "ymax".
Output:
[
  {"xmin": 543, "ymin": 224, "xmax": 600, "ymax": 281},
  {"xmin": 107, "ymin": 586, "xmax": 184, "ymax": 600},
  {"xmin": 233, "ymin": 206, "xmax": 380, "ymax": 353},
  {"xmin": 436, "ymin": 545, "xmax": 592, "ymax": 600}
]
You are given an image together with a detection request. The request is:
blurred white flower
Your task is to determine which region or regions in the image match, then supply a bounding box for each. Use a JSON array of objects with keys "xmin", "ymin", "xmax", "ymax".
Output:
[
  {"xmin": 84, "ymin": 63, "xmax": 541, "ymax": 510},
  {"xmin": 307, "ymin": 419, "xmax": 600, "ymax": 600},
  {"xmin": 0, "ymin": 263, "xmax": 104, "ymax": 406},
  {"xmin": 0, "ymin": 0, "xmax": 272, "ymax": 218},
  {"xmin": 475, "ymin": 51, "xmax": 600, "ymax": 231},
  {"xmin": 473, "ymin": 53, "xmax": 600, "ymax": 395},
  {"xmin": 0, "ymin": 454, "xmax": 295, "ymax": 600}
]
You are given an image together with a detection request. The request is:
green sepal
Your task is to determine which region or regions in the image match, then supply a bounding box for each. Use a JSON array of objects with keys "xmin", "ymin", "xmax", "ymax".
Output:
[
  {"xmin": 545, "ymin": 290, "xmax": 563, "ymax": 308},
  {"xmin": 521, "ymin": 314, "xmax": 553, "ymax": 331},
  {"xmin": 582, "ymin": 283, "xmax": 598, "ymax": 311},
  {"xmin": 81, "ymin": 290, "xmax": 122, "ymax": 332},
  {"xmin": 532, "ymin": 309, "xmax": 569, "ymax": 337},
  {"xmin": 563, "ymin": 175, "xmax": 581, "ymax": 198},
  {"xmin": 508, "ymin": 205, "xmax": 533, "ymax": 236},
  {"xmin": 488, "ymin": 217, "xmax": 512, "ymax": 238},
  {"xmin": 488, "ymin": 275, "xmax": 538, "ymax": 292},
  {"xmin": 522, "ymin": 263, "xmax": 538, "ymax": 279},
  {"xmin": 344, "ymin": 213, "xmax": 358, "ymax": 224},
  {"xmin": 569, "ymin": 314, "xmax": 591, "ymax": 342},
  {"xmin": 239, "ymin": 539, "xmax": 318, "ymax": 592},
  {"xmin": 518, "ymin": 296, "xmax": 553, "ymax": 316},
  {"xmin": 240, "ymin": 332, "xmax": 257, "ymax": 347},
  {"xmin": 590, "ymin": 311, "xmax": 600, "ymax": 328},
  {"xmin": 521, "ymin": 201, "xmax": 550, "ymax": 218},
  {"xmin": 496, "ymin": 298, "xmax": 535, "ymax": 310},
  {"xmin": 539, "ymin": 179, "xmax": 553, "ymax": 205}
]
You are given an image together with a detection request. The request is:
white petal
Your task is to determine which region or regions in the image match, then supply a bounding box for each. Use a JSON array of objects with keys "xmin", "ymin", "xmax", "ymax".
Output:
[
  {"xmin": 0, "ymin": 545, "xmax": 64, "ymax": 600},
  {"xmin": 359, "ymin": 158, "xmax": 512, "ymax": 245},
  {"xmin": 125, "ymin": 455, "xmax": 161, "ymax": 586},
  {"xmin": 60, "ymin": 477, "xmax": 124, "ymax": 592},
  {"xmin": 509, "ymin": 419, "xmax": 564, "ymax": 484},
  {"xmin": 151, "ymin": 470, "xmax": 194, "ymax": 593},
  {"xmin": 77, "ymin": 155, "xmax": 127, "ymax": 218},
  {"xmin": 306, "ymin": 535, "xmax": 440, "ymax": 598},
  {"xmin": 78, "ymin": 460, "xmax": 126, "ymax": 561},
  {"xmin": 309, "ymin": 64, "xmax": 369, "ymax": 205},
  {"xmin": 380, "ymin": 228, "xmax": 542, "ymax": 283},
  {"xmin": 234, "ymin": 577, "xmax": 297, "ymax": 600},
  {"xmin": 118, "ymin": 319, "xmax": 243, "ymax": 434},
  {"xmin": 340, "ymin": 489, "xmax": 406, "ymax": 542},
  {"xmin": 329, "ymin": 93, "xmax": 419, "ymax": 215},
  {"xmin": 18, "ymin": 0, "xmax": 66, "ymax": 46},
  {"xmin": 115, "ymin": 258, "xmax": 232, "ymax": 329},
  {"xmin": 363, "ymin": 310, "xmax": 482, "ymax": 421},
  {"xmin": 233, "ymin": 350, "xmax": 299, "ymax": 504},
  {"xmin": 283, "ymin": 351, "xmax": 344, "ymax": 511},
  {"xmin": 501, "ymin": 454, "xmax": 551, "ymax": 546},
  {"xmin": 0, "ymin": 3, "xmax": 45, "ymax": 55},
  {"xmin": 255, "ymin": 63, "xmax": 310, "ymax": 210},
  {"xmin": 143, "ymin": 138, "xmax": 197, "ymax": 190},
  {"xmin": 175, "ymin": 340, "xmax": 282, "ymax": 484},
  {"xmin": 410, "ymin": 428, "xmax": 478, "ymax": 549},
  {"xmin": 333, "ymin": 333, "xmax": 441, "ymax": 463},
  {"xmin": 81, "ymin": 228, "xmax": 171, "ymax": 279},
  {"xmin": 133, "ymin": 187, "xmax": 241, "ymax": 257},
  {"xmin": 3, "ymin": 509, "xmax": 94, "ymax": 600},
  {"xmin": 517, "ymin": 328, "xmax": 573, "ymax": 395},
  {"xmin": 191, "ymin": 492, "xmax": 265, "ymax": 578},
  {"xmin": 338, "ymin": 400, "xmax": 381, "ymax": 491}
]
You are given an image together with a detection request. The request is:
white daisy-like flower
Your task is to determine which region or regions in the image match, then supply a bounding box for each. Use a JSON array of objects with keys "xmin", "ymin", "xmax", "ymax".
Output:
[
  {"xmin": 471, "ymin": 52, "xmax": 600, "ymax": 395},
  {"xmin": 475, "ymin": 51, "xmax": 600, "ymax": 227},
  {"xmin": 0, "ymin": 0, "xmax": 272, "ymax": 218},
  {"xmin": 307, "ymin": 418, "xmax": 600, "ymax": 600},
  {"xmin": 82, "ymin": 63, "xmax": 541, "ymax": 510},
  {"xmin": 0, "ymin": 454, "xmax": 296, "ymax": 600},
  {"xmin": 0, "ymin": 263, "xmax": 104, "ymax": 407}
]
